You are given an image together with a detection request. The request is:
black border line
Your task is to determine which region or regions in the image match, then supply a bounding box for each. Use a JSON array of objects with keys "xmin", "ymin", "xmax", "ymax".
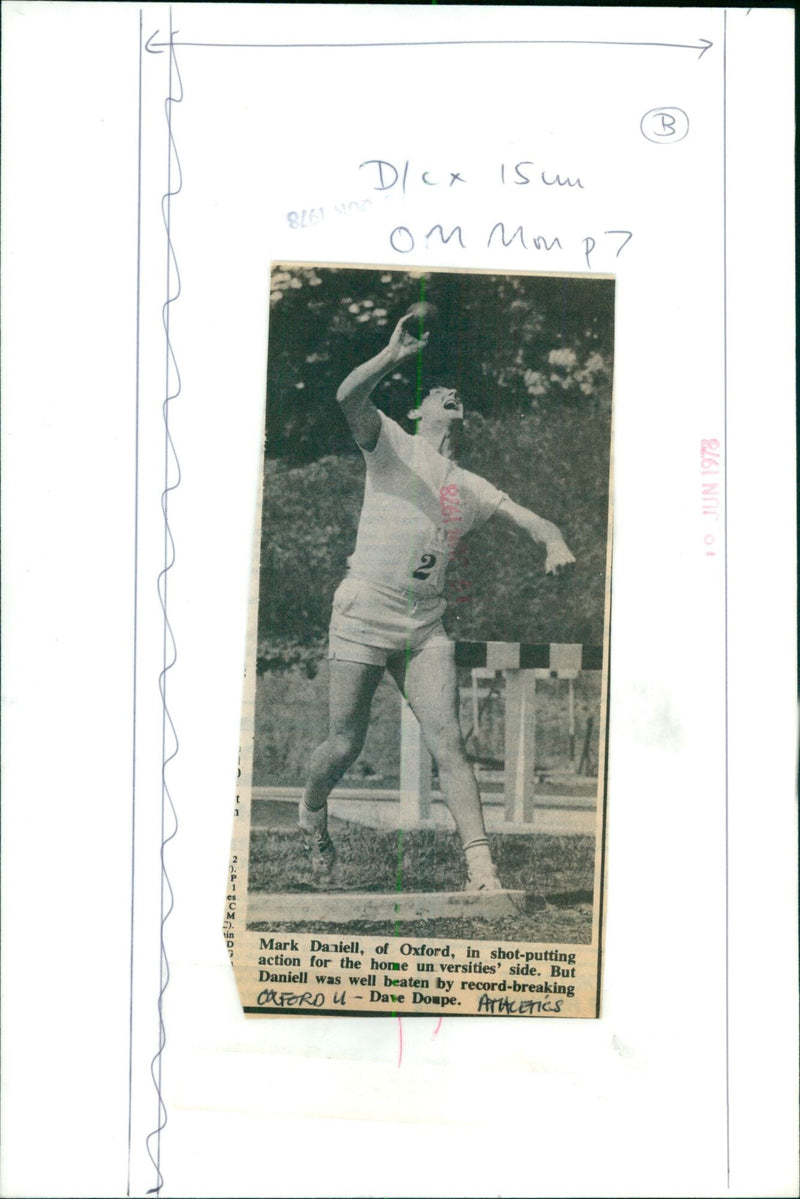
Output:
[
  {"xmin": 127, "ymin": 13, "xmax": 144, "ymax": 1198},
  {"xmin": 722, "ymin": 8, "xmax": 731, "ymax": 1189}
]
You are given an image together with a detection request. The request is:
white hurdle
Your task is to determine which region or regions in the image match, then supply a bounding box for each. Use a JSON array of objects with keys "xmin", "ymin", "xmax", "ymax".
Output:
[
  {"xmin": 503, "ymin": 669, "xmax": 538, "ymax": 823},
  {"xmin": 398, "ymin": 642, "xmax": 597, "ymax": 828}
]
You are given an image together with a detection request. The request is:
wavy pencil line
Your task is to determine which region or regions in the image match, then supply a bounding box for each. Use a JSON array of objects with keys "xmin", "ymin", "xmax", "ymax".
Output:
[{"xmin": 145, "ymin": 19, "xmax": 183, "ymax": 1198}]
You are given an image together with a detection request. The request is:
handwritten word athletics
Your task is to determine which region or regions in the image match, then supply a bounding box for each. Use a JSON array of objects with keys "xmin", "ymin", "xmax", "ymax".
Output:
[{"xmin": 360, "ymin": 159, "xmax": 585, "ymax": 193}]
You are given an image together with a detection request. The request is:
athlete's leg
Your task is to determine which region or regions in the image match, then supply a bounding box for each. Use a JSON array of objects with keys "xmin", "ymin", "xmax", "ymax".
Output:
[
  {"xmin": 299, "ymin": 658, "xmax": 383, "ymax": 870},
  {"xmin": 304, "ymin": 658, "xmax": 384, "ymax": 810},
  {"xmin": 387, "ymin": 645, "xmax": 501, "ymax": 888}
]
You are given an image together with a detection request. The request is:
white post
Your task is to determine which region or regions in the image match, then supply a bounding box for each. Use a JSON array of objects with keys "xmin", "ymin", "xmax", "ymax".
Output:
[
  {"xmin": 471, "ymin": 670, "xmax": 481, "ymax": 744},
  {"xmin": 568, "ymin": 677, "xmax": 576, "ymax": 762},
  {"xmin": 503, "ymin": 669, "xmax": 537, "ymax": 824},
  {"xmin": 399, "ymin": 697, "xmax": 431, "ymax": 825}
]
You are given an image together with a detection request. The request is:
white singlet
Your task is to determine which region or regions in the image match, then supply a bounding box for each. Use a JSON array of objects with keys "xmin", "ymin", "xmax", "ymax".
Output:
[{"xmin": 345, "ymin": 410, "xmax": 508, "ymax": 598}]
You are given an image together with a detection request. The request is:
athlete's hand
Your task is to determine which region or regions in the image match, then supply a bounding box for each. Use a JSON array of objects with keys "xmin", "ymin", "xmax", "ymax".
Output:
[
  {"xmin": 545, "ymin": 540, "xmax": 576, "ymax": 575},
  {"xmin": 388, "ymin": 313, "xmax": 429, "ymax": 363}
]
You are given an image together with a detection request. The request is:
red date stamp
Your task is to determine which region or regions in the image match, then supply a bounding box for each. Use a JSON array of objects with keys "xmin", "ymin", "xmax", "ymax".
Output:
[
  {"xmin": 700, "ymin": 438, "xmax": 722, "ymax": 556},
  {"xmin": 440, "ymin": 483, "xmax": 472, "ymax": 603}
]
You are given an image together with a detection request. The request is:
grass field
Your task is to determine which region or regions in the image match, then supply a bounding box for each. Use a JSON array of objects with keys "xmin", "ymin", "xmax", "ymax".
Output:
[
  {"xmin": 249, "ymin": 663, "xmax": 600, "ymax": 943},
  {"xmin": 254, "ymin": 661, "xmax": 602, "ymax": 790},
  {"xmin": 249, "ymin": 806, "xmax": 595, "ymax": 943}
]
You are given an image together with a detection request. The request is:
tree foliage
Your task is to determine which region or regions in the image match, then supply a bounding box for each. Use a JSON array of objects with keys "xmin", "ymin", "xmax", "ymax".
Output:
[
  {"xmin": 266, "ymin": 266, "xmax": 614, "ymax": 461},
  {"xmin": 258, "ymin": 266, "xmax": 613, "ymax": 664}
]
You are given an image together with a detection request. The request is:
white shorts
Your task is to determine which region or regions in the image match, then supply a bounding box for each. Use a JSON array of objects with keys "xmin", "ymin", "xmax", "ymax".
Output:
[{"xmin": 327, "ymin": 576, "xmax": 452, "ymax": 667}]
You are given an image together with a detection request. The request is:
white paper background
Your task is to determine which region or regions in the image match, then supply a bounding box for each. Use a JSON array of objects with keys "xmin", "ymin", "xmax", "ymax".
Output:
[{"xmin": 2, "ymin": 4, "xmax": 796, "ymax": 1197}]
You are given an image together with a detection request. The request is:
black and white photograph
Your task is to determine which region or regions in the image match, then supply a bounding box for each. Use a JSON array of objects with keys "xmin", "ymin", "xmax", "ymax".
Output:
[{"xmin": 230, "ymin": 264, "xmax": 613, "ymax": 1016}]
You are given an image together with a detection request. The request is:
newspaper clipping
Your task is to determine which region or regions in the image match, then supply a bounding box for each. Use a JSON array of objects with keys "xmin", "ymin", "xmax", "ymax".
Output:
[{"xmin": 227, "ymin": 264, "xmax": 612, "ymax": 1018}]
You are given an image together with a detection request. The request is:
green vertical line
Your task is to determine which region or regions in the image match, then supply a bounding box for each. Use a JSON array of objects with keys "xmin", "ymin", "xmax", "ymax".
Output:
[
  {"xmin": 399, "ymin": 275, "xmax": 429, "ymax": 951},
  {"xmin": 394, "ymin": 826, "xmax": 404, "ymax": 1010},
  {"xmin": 394, "ymin": 828, "xmax": 404, "ymax": 940},
  {"xmin": 413, "ymin": 275, "xmax": 427, "ymax": 412},
  {"xmin": 407, "ymin": 272, "xmax": 428, "ymax": 612}
]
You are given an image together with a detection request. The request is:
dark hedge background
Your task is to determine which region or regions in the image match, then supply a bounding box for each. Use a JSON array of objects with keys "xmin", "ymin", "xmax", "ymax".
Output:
[{"xmin": 258, "ymin": 266, "xmax": 613, "ymax": 672}]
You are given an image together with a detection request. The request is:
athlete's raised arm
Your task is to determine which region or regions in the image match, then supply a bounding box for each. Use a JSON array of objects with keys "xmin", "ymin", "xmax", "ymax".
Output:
[
  {"xmin": 337, "ymin": 313, "xmax": 428, "ymax": 451},
  {"xmin": 494, "ymin": 497, "xmax": 576, "ymax": 575}
]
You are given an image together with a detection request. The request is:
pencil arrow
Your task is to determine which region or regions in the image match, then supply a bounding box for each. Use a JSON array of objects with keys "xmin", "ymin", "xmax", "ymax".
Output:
[
  {"xmin": 142, "ymin": 35, "xmax": 714, "ymax": 58},
  {"xmin": 145, "ymin": 29, "xmax": 181, "ymax": 54}
]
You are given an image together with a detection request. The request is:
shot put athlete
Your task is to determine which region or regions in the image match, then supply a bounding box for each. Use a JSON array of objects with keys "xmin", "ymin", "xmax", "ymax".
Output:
[{"xmin": 299, "ymin": 309, "xmax": 575, "ymax": 891}]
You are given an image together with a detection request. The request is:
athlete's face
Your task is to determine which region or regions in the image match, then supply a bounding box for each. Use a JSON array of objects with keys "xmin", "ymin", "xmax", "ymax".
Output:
[{"xmin": 416, "ymin": 387, "xmax": 464, "ymax": 424}]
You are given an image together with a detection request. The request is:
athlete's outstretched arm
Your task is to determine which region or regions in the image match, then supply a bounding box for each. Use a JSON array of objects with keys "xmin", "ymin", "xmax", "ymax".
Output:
[
  {"xmin": 494, "ymin": 497, "xmax": 576, "ymax": 575},
  {"xmin": 336, "ymin": 313, "xmax": 427, "ymax": 450}
]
